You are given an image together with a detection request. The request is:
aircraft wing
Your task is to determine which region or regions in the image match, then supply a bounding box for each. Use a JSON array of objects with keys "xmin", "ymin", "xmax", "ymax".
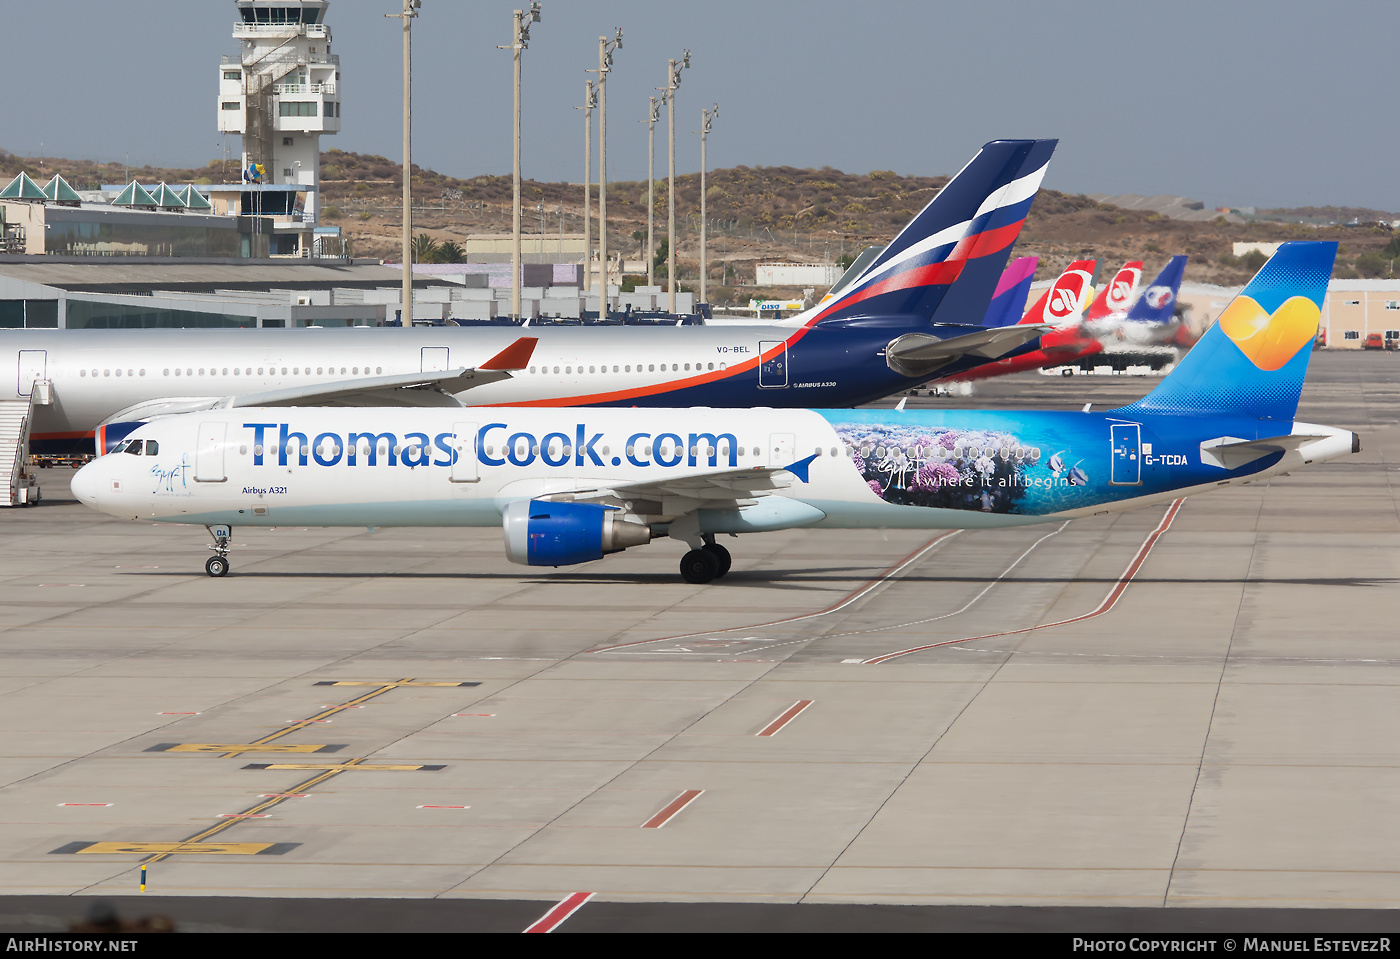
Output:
[
  {"xmin": 97, "ymin": 338, "xmax": 538, "ymax": 425},
  {"xmin": 231, "ymin": 336, "xmax": 537, "ymax": 408},
  {"xmin": 544, "ymin": 455, "xmax": 819, "ymax": 513},
  {"xmin": 885, "ymin": 324, "xmax": 1048, "ymax": 377}
]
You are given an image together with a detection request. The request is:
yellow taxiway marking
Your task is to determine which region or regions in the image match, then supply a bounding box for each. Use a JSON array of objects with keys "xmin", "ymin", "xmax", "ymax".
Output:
[
  {"xmin": 59, "ymin": 841, "xmax": 297, "ymax": 856},
  {"xmin": 314, "ymin": 680, "xmax": 481, "ymax": 688},
  {"xmin": 239, "ymin": 679, "xmax": 420, "ymax": 751},
  {"xmin": 135, "ymin": 765, "xmax": 353, "ymax": 864},
  {"xmin": 244, "ymin": 762, "xmax": 445, "ymax": 771},
  {"xmin": 152, "ymin": 743, "xmax": 341, "ymax": 754}
]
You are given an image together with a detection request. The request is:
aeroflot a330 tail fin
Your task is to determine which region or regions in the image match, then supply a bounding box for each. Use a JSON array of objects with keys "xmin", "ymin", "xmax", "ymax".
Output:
[
  {"xmin": 1117, "ymin": 242, "xmax": 1336, "ymax": 422},
  {"xmin": 791, "ymin": 139, "xmax": 1056, "ymax": 326}
]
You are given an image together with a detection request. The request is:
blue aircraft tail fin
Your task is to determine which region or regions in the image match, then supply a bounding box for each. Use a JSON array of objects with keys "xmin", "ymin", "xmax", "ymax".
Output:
[
  {"xmin": 1124, "ymin": 255, "xmax": 1188, "ymax": 323},
  {"xmin": 1116, "ymin": 242, "xmax": 1336, "ymax": 422},
  {"xmin": 799, "ymin": 139, "xmax": 1056, "ymax": 326}
]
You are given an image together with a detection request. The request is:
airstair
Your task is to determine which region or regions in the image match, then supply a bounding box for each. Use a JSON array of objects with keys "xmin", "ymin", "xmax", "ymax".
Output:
[{"xmin": 1, "ymin": 392, "xmax": 40, "ymax": 507}]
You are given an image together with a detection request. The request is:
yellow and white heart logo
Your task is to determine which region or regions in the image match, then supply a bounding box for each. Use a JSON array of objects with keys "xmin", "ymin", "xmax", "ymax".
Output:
[{"xmin": 1216, "ymin": 295, "xmax": 1320, "ymax": 371}]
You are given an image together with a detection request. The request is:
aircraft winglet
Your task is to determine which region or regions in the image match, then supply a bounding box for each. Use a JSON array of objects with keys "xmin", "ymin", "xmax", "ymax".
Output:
[
  {"xmin": 782, "ymin": 453, "xmax": 820, "ymax": 483},
  {"xmin": 478, "ymin": 337, "xmax": 539, "ymax": 371}
]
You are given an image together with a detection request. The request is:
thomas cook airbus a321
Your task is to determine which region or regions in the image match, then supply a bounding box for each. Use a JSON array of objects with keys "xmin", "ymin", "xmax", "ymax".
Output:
[
  {"xmin": 73, "ymin": 243, "xmax": 1358, "ymax": 584},
  {"xmin": 9, "ymin": 140, "xmax": 1056, "ymax": 457}
]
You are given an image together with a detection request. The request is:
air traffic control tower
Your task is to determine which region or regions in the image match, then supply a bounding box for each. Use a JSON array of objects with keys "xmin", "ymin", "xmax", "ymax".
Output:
[{"xmin": 216, "ymin": 0, "xmax": 340, "ymax": 229}]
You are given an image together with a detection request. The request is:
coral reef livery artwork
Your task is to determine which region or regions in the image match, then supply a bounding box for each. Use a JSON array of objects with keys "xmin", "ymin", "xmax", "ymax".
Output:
[{"xmin": 832, "ymin": 419, "xmax": 1088, "ymax": 515}]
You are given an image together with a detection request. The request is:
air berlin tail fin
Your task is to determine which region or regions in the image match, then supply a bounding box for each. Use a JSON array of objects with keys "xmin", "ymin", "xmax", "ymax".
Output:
[
  {"xmin": 1086, "ymin": 260, "xmax": 1144, "ymax": 321},
  {"xmin": 1019, "ymin": 259, "xmax": 1095, "ymax": 326}
]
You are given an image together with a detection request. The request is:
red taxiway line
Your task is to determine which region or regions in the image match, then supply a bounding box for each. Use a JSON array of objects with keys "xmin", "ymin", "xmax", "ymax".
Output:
[
  {"xmin": 588, "ymin": 531, "xmax": 960, "ymax": 653},
  {"xmin": 641, "ymin": 789, "xmax": 705, "ymax": 829},
  {"xmin": 523, "ymin": 892, "xmax": 595, "ymax": 933},
  {"xmin": 862, "ymin": 499, "xmax": 1185, "ymax": 665},
  {"xmin": 757, "ymin": 700, "xmax": 814, "ymax": 737}
]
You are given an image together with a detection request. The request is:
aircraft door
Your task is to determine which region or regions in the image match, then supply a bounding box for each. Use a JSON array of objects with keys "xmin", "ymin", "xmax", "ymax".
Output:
[
  {"xmin": 195, "ymin": 422, "xmax": 227, "ymax": 483},
  {"xmin": 758, "ymin": 340, "xmax": 788, "ymax": 388},
  {"xmin": 450, "ymin": 421, "xmax": 479, "ymax": 483},
  {"xmin": 422, "ymin": 347, "xmax": 450, "ymax": 372},
  {"xmin": 1109, "ymin": 423, "xmax": 1141, "ymax": 485},
  {"xmin": 768, "ymin": 432, "xmax": 795, "ymax": 468},
  {"xmin": 17, "ymin": 350, "xmax": 45, "ymax": 397}
]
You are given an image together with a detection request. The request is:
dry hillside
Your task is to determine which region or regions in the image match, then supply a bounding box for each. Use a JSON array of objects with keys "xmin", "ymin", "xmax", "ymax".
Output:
[{"xmin": 5, "ymin": 146, "xmax": 1396, "ymax": 302}]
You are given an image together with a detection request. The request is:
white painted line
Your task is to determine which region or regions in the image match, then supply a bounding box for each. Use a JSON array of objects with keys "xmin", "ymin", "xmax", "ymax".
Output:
[
  {"xmin": 863, "ymin": 499, "xmax": 1185, "ymax": 664},
  {"xmin": 589, "ymin": 530, "xmax": 962, "ymax": 653}
]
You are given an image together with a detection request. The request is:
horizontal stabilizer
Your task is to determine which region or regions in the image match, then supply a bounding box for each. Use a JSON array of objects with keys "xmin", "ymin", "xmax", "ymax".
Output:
[
  {"xmin": 1199, "ymin": 433, "xmax": 1330, "ymax": 470},
  {"xmin": 885, "ymin": 324, "xmax": 1047, "ymax": 377}
]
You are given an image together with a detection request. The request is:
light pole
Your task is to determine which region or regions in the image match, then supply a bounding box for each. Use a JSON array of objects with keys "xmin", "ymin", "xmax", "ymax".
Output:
[
  {"xmin": 643, "ymin": 95, "xmax": 660, "ymax": 289},
  {"xmin": 699, "ymin": 103, "xmax": 717, "ymax": 308},
  {"xmin": 498, "ymin": 2, "xmax": 541, "ymax": 321},
  {"xmin": 589, "ymin": 29, "xmax": 622, "ymax": 314},
  {"xmin": 386, "ymin": 0, "xmax": 420, "ymax": 326},
  {"xmin": 575, "ymin": 80, "xmax": 596, "ymax": 300},
  {"xmin": 664, "ymin": 51, "xmax": 690, "ymax": 315}
]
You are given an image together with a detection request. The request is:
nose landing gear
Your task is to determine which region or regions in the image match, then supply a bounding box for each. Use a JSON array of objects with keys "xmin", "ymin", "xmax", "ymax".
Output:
[{"xmin": 204, "ymin": 525, "xmax": 232, "ymax": 577}]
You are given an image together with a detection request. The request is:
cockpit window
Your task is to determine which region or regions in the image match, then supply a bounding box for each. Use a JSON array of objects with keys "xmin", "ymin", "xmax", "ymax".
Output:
[
  {"xmin": 123, "ymin": 439, "xmax": 144, "ymax": 455},
  {"xmin": 145, "ymin": 440, "xmax": 159, "ymax": 456},
  {"xmin": 109, "ymin": 439, "xmax": 130, "ymax": 454}
]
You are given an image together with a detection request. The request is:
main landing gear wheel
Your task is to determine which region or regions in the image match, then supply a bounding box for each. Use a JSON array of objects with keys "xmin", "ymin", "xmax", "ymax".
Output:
[
  {"xmin": 205, "ymin": 555, "xmax": 230, "ymax": 578},
  {"xmin": 702, "ymin": 542, "xmax": 732, "ymax": 578},
  {"xmin": 679, "ymin": 548, "xmax": 721, "ymax": 584}
]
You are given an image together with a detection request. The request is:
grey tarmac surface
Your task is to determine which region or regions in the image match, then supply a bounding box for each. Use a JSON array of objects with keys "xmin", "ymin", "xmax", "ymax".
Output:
[{"xmin": 0, "ymin": 351, "xmax": 1397, "ymax": 932}]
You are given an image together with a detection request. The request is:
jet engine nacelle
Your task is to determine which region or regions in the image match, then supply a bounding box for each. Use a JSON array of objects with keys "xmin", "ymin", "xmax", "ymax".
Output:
[{"xmin": 501, "ymin": 499, "xmax": 653, "ymax": 567}]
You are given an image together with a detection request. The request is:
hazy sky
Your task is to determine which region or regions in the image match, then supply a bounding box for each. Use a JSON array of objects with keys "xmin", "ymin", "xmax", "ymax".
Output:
[{"xmin": 2, "ymin": 0, "xmax": 1395, "ymax": 211}]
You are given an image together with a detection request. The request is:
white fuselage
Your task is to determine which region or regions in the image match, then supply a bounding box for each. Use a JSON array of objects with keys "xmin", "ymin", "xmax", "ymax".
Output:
[
  {"xmin": 72, "ymin": 405, "xmax": 1356, "ymax": 539},
  {"xmin": 6, "ymin": 325, "xmax": 816, "ymax": 444}
]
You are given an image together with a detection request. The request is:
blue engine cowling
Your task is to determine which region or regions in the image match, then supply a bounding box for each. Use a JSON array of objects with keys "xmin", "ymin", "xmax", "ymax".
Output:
[{"xmin": 502, "ymin": 499, "xmax": 652, "ymax": 567}]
